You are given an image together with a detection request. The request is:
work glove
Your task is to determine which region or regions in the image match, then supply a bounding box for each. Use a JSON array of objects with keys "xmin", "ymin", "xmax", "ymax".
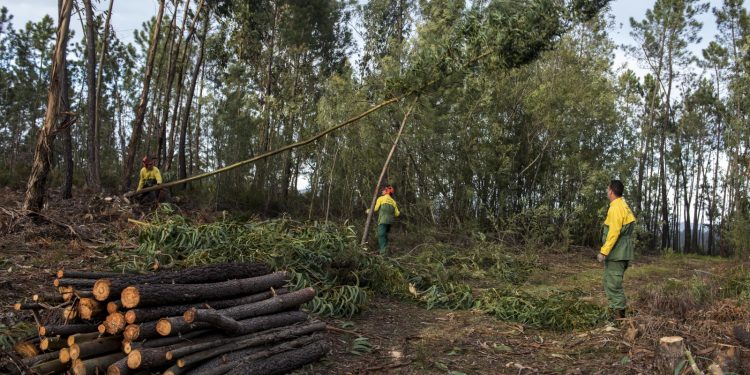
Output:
[{"xmin": 597, "ymin": 253, "xmax": 606, "ymax": 263}]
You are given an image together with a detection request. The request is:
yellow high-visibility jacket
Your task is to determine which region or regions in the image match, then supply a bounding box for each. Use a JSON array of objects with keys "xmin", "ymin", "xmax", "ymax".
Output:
[
  {"xmin": 137, "ymin": 166, "xmax": 162, "ymax": 191},
  {"xmin": 600, "ymin": 197, "xmax": 636, "ymax": 259},
  {"xmin": 374, "ymin": 194, "xmax": 400, "ymax": 225}
]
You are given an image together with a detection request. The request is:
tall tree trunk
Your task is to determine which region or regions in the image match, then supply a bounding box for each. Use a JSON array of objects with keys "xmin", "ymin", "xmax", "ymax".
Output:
[
  {"xmin": 255, "ymin": 2, "xmax": 280, "ymax": 193},
  {"xmin": 83, "ymin": 0, "xmax": 100, "ymax": 190},
  {"xmin": 122, "ymin": 0, "xmax": 166, "ymax": 191},
  {"xmin": 157, "ymin": 0, "xmax": 185, "ymax": 168},
  {"xmin": 23, "ymin": 0, "xmax": 74, "ymax": 211},
  {"xmin": 93, "ymin": 0, "xmax": 114, "ymax": 184},
  {"xmin": 59, "ymin": 0, "xmax": 72, "ymax": 200},
  {"xmin": 178, "ymin": 12, "xmax": 208, "ymax": 182},
  {"xmin": 361, "ymin": 98, "xmax": 417, "ymax": 245},
  {"xmin": 190, "ymin": 66, "xmax": 205, "ymax": 177}
]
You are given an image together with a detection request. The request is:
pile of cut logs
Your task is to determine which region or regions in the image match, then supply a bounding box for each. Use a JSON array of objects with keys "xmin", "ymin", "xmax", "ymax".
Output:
[{"xmin": 10, "ymin": 263, "xmax": 328, "ymax": 375}]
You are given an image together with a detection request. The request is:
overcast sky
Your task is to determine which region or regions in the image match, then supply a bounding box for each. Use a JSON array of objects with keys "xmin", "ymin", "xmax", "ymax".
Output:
[{"xmin": 0, "ymin": 0, "xmax": 722, "ymax": 76}]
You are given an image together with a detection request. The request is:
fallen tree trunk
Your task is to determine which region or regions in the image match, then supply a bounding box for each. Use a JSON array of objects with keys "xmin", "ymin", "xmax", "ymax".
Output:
[
  {"xmin": 30, "ymin": 358, "xmax": 67, "ymax": 374},
  {"xmin": 93, "ymin": 262, "xmax": 270, "ymax": 302},
  {"xmin": 226, "ymin": 336, "xmax": 329, "ymax": 375},
  {"xmin": 184, "ymin": 287, "xmax": 314, "ymax": 324},
  {"xmin": 121, "ymin": 271, "xmax": 289, "ymax": 308},
  {"xmin": 67, "ymin": 332, "xmax": 101, "ymax": 346},
  {"xmin": 57, "ymin": 269, "xmax": 124, "ymax": 279},
  {"xmin": 166, "ymin": 320, "xmax": 325, "ymax": 361},
  {"xmin": 22, "ymin": 350, "xmax": 60, "ymax": 368},
  {"xmin": 54, "ymin": 278, "xmax": 97, "ymax": 289},
  {"xmin": 39, "ymin": 323, "xmax": 99, "ymax": 337},
  {"xmin": 70, "ymin": 336, "xmax": 122, "ymax": 361},
  {"xmin": 125, "ymin": 288, "xmax": 288, "ymax": 324},
  {"xmin": 70, "ymin": 352, "xmax": 126, "ymax": 375}
]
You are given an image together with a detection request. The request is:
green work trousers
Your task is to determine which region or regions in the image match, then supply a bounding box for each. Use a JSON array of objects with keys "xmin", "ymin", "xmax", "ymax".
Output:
[
  {"xmin": 604, "ymin": 260, "xmax": 629, "ymax": 310},
  {"xmin": 377, "ymin": 224, "xmax": 391, "ymax": 255}
]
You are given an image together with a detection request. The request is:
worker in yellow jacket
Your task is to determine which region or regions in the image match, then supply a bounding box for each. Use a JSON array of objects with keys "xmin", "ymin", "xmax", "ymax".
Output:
[
  {"xmin": 373, "ymin": 185, "xmax": 400, "ymax": 255},
  {"xmin": 598, "ymin": 180, "xmax": 636, "ymax": 319},
  {"xmin": 137, "ymin": 156, "xmax": 163, "ymax": 204}
]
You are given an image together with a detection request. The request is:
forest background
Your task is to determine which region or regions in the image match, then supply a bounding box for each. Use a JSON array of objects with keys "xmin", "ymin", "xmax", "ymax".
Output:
[{"xmin": 0, "ymin": 0, "xmax": 748, "ymax": 257}]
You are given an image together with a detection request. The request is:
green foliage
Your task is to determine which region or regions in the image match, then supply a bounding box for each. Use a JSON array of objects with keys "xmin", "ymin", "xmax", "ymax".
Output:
[
  {"xmin": 0, "ymin": 322, "xmax": 35, "ymax": 350},
  {"xmin": 474, "ymin": 288, "xmax": 607, "ymax": 330}
]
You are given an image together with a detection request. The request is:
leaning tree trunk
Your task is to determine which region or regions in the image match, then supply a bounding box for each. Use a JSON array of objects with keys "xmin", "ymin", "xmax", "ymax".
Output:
[
  {"xmin": 83, "ymin": 0, "xmax": 100, "ymax": 190},
  {"xmin": 361, "ymin": 98, "xmax": 417, "ymax": 245},
  {"xmin": 122, "ymin": 0, "xmax": 165, "ymax": 191},
  {"xmin": 23, "ymin": 0, "xmax": 73, "ymax": 211}
]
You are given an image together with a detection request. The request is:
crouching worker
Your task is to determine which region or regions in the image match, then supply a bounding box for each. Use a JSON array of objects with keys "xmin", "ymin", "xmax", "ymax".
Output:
[{"xmin": 136, "ymin": 156, "xmax": 165, "ymax": 205}]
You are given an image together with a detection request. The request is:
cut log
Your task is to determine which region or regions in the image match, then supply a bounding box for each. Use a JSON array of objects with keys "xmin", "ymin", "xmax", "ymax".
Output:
[
  {"xmin": 155, "ymin": 317, "xmax": 212, "ymax": 337},
  {"xmin": 107, "ymin": 356, "xmax": 130, "ymax": 375},
  {"xmin": 174, "ymin": 332, "xmax": 322, "ymax": 371},
  {"xmin": 107, "ymin": 300, "xmax": 122, "ymax": 314},
  {"xmin": 124, "ymin": 321, "xmax": 158, "ymax": 342},
  {"xmin": 54, "ymin": 278, "xmax": 97, "ymax": 289},
  {"xmin": 136, "ymin": 329, "xmax": 213, "ymax": 349},
  {"xmin": 14, "ymin": 302, "xmax": 44, "ymax": 311},
  {"xmin": 39, "ymin": 323, "xmax": 99, "ymax": 337},
  {"xmin": 121, "ymin": 271, "xmax": 288, "ymax": 309},
  {"xmin": 185, "ymin": 309, "xmax": 309, "ymax": 335},
  {"xmin": 225, "ymin": 336, "xmax": 329, "ymax": 375},
  {"xmin": 124, "ymin": 288, "xmax": 288, "ymax": 324},
  {"xmin": 68, "ymin": 332, "xmax": 102, "ymax": 346},
  {"xmin": 93, "ymin": 262, "xmax": 270, "ymax": 302},
  {"xmin": 58, "ymin": 269, "xmax": 124, "ymax": 279},
  {"xmin": 166, "ymin": 320, "xmax": 325, "ymax": 360},
  {"xmin": 40, "ymin": 336, "xmax": 66, "ymax": 351},
  {"xmin": 59, "ymin": 347, "xmax": 72, "ymax": 364},
  {"xmin": 181, "ymin": 346, "xmax": 264, "ymax": 375},
  {"xmin": 184, "ymin": 287, "xmax": 315, "ymax": 324},
  {"xmin": 70, "ymin": 352, "xmax": 126, "ymax": 375},
  {"xmin": 34, "ymin": 292, "xmax": 65, "ymax": 304},
  {"xmin": 125, "ymin": 347, "xmax": 169, "ymax": 370},
  {"xmin": 22, "ymin": 350, "xmax": 60, "ymax": 368},
  {"xmin": 655, "ymin": 336, "xmax": 686, "ymax": 374},
  {"xmin": 69, "ymin": 336, "xmax": 122, "ymax": 361},
  {"xmin": 30, "ymin": 358, "xmax": 67, "ymax": 375},
  {"xmin": 78, "ymin": 297, "xmax": 103, "ymax": 320},
  {"xmin": 104, "ymin": 312, "xmax": 127, "ymax": 335},
  {"xmin": 63, "ymin": 306, "xmax": 77, "ymax": 320}
]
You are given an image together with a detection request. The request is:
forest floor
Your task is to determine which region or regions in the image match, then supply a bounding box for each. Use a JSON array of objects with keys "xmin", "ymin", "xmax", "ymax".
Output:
[{"xmin": 0, "ymin": 189, "xmax": 748, "ymax": 374}]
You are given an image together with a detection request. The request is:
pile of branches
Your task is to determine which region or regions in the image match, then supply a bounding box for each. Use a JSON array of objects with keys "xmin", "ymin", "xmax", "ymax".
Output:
[{"xmin": 6, "ymin": 263, "xmax": 328, "ymax": 375}]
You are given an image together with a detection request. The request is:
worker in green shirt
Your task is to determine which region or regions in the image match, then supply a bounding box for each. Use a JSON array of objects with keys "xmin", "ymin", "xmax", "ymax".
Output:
[
  {"xmin": 373, "ymin": 185, "xmax": 400, "ymax": 255},
  {"xmin": 598, "ymin": 180, "xmax": 636, "ymax": 320}
]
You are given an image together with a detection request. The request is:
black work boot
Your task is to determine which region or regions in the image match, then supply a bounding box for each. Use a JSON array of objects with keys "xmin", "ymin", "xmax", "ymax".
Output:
[{"xmin": 615, "ymin": 309, "xmax": 626, "ymax": 319}]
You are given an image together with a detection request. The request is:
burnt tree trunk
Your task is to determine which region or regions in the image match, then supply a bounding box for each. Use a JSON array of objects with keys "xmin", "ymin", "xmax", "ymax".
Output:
[{"xmin": 23, "ymin": 0, "xmax": 74, "ymax": 211}]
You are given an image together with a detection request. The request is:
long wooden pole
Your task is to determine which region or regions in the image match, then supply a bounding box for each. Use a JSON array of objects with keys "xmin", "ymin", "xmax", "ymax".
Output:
[
  {"xmin": 126, "ymin": 50, "xmax": 492, "ymax": 198},
  {"xmin": 360, "ymin": 97, "xmax": 418, "ymax": 245}
]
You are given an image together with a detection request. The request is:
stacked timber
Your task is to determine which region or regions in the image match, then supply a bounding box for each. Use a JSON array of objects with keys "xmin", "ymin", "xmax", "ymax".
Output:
[{"xmin": 10, "ymin": 263, "xmax": 328, "ymax": 375}]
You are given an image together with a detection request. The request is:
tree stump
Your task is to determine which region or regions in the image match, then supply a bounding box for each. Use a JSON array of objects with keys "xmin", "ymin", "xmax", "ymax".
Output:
[{"xmin": 655, "ymin": 336, "xmax": 685, "ymax": 374}]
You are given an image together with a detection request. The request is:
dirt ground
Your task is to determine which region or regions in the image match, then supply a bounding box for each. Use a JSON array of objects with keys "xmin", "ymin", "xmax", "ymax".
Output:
[{"xmin": 1, "ymin": 190, "xmax": 749, "ymax": 374}]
